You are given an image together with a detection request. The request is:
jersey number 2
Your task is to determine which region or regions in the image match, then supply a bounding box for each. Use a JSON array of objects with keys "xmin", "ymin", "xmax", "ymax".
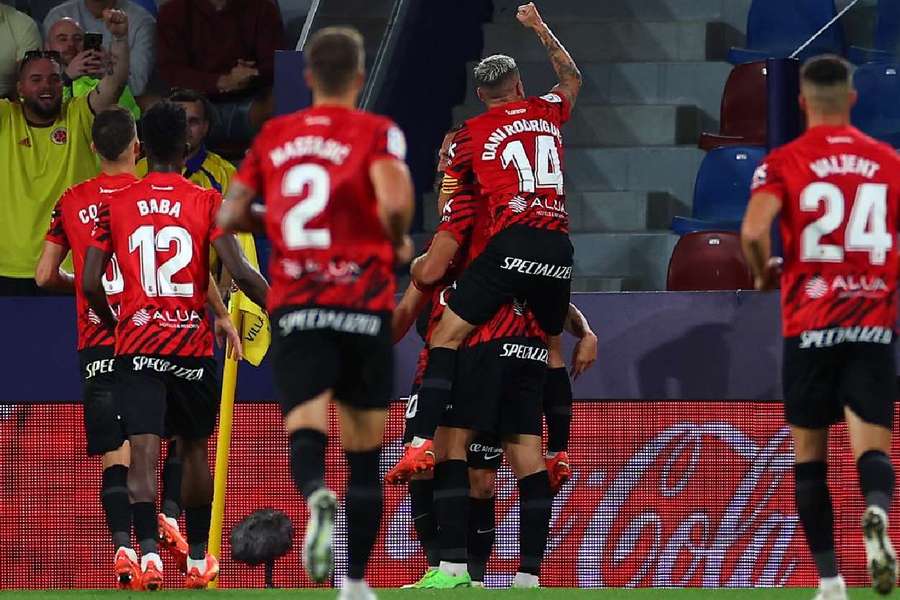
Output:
[
  {"xmin": 129, "ymin": 225, "xmax": 194, "ymax": 297},
  {"xmin": 501, "ymin": 135, "xmax": 564, "ymax": 194},
  {"xmin": 801, "ymin": 182, "xmax": 892, "ymax": 265},
  {"xmin": 282, "ymin": 164, "xmax": 331, "ymax": 250}
]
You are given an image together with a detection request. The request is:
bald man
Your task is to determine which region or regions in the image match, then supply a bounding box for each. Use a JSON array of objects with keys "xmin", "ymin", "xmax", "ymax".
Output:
[{"xmin": 46, "ymin": 15, "xmax": 140, "ymax": 118}]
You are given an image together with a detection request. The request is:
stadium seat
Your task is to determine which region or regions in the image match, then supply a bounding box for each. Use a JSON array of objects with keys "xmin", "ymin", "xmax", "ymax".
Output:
[
  {"xmin": 699, "ymin": 61, "xmax": 768, "ymax": 150},
  {"xmin": 728, "ymin": 0, "xmax": 844, "ymax": 65},
  {"xmin": 671, "ymin": 146, "xmax": 766, "ymax": 234},
  {"xmin": 851, "ymin": 64, "xmax": 900, "ymax": 147},
  {"xmin": 666, "ymin": 231, "xmax": 753, "ymax": 291},
  {"xmin": 849, "ymin": 0, "xmax": 900, "ymax": 64}
]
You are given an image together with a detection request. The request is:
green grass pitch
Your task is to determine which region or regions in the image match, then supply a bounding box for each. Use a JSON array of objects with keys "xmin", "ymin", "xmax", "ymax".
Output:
[{"xmin": 0, "ymin": 589, "xmax": 890, "ymax": 599}]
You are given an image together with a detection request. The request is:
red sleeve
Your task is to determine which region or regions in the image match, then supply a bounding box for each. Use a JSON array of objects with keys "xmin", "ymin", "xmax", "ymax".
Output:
[
  {"xmin": 252, "ymin": 0, "xmax": 285, "ymax": 87},
  {"xmin": 436, "ymin": 190, "xmax": 479, "ymax": 246},
  {"xmin": 233, "ymin": 131, "xmax": 266, "ymax": 194},
  {"xmin": 45, "ymin": 198, "xmax": 69, "ymax": 248},
  {"xmin": 369, "ymin": 118, "xmax": 407, "ymax": 165},
  {"xmin": 156, "ymin": 0, "xmax": 221, "ymax": 94},
  {"xmin": 89, "ymin": 201, "xmax": 113, "ymax": 253},
  {"xmin": 750, "ymin": 149, "xmax": 786, "ymax": 201},
  {"xmin": 207, "ymin": 190, "xmax": 227, "ymax": 243},
  {"xmin": 442, "ymin": 125, "xmax": 474, "ymax": 191},
  {"xmin": 537, "ymin": 91, "xmax": 572, "ymax": 125}
]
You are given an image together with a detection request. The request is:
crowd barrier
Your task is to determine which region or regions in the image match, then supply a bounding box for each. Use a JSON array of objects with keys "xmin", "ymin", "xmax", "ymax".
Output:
[{"xmin": 2, "ymin": 292, "xmax": 898, "ymax": 589}]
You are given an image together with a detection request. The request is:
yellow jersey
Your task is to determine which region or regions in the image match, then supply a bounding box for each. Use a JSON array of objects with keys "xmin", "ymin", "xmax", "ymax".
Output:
[
  {"xmin": 136, "ymin": 145, "xmax": 236, "ymax": 194},
  {"xmin": 0, "ymin": 96, "xmax": 98, "ymax": 278}
]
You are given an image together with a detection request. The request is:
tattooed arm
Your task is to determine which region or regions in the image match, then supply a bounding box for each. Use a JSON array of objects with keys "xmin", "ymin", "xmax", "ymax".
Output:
[{"xmin": 516, "ymin": 2, "xmax": 582, "ymax": 106}]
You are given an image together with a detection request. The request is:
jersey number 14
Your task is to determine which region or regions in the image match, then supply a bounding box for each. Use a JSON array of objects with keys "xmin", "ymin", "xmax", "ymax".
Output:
[
  {"xmin": 801, "ymin": 182, "xmax": 892, "ymax": 265},
  {"xmin": 501, "ymin": 135, "xmax": 564, "ymax": 194}
]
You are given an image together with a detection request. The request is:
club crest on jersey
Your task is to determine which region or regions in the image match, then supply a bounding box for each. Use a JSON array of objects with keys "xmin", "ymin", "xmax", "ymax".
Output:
[
  {"xmin": 50, "ymin": 127, "xmax": 67, "ymax": 145},
  {"xmin": 805, "ymin": 274, "xmax": 888, "ymax": 299},
  {"xmin": 137, "ymin": 198, "xmax": 182, "ymax": 218},
  {"xmin": 751, "ymin": 164, "xmax": 768, "ymax": 190}
]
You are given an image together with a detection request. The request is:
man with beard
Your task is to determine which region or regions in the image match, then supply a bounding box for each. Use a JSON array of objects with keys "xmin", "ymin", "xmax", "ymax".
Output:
[{"xmin": 0, "ymin": 8, "xmax": 131, "ymax": 295}]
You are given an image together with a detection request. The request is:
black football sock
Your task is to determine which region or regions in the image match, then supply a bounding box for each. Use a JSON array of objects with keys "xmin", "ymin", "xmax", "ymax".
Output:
[
  {"xmin": 290, "ymin": 428, "xmax": 327, "ymax": 500},
  {"xmin": 467, "ymin": 496, "xmax": 495, "ymax": 583},
  {"xmin": 518, "ymin": 471, "xmax": 552, "ymax": 576},
  {"xmin": 161, "ymin": 443, "xmax": 183, "ymax": 520},
  {"xmin": 101, "ymin": 465, "xmax": 132, "ymax": 550},
  {"xmin": 414, "ymin": 348, "xmax": 457, "ymax": 440},
  {"xmin": 409, "ymin": 479, "xmax": 440, "ymax": 568},
  {"xmin": 185, "ymin": 505, "xmax": 212, "ymax": 560},
  {"xmin": 133, "ymin": 501, "xmax": 159, "ymax": 556},
  {"xmin": 794, "ymin": 461, "xmax": 838, "ymax": 579},
  {"xmin": 433, "ymin": 460, "xmax": 469, "ymax": 567},
  {"xmin": 543, "ymin": 367, "xmax": 573, "ymax": 454},
  {"xmin": 858, "ymin": 449, "xmax": 895, "ymax": 513},
  {"xmin": 346, "ymin": 448, "xmax": 383, "ymax": 580}
]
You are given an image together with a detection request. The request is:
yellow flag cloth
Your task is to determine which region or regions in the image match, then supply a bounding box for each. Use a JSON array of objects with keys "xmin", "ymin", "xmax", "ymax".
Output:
[{"xmin": 229, "ymin": 233, "xmax": 270, "ymax": 366}]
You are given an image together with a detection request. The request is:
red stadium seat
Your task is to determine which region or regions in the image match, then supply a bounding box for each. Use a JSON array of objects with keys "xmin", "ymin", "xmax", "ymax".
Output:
[
  {"xmin": 699, "ymin": 62, "xmax": 768, "ymax": 151},
  {"xmin": 666, "ymin": 231, "xmax": 753, "ymax": 291}
]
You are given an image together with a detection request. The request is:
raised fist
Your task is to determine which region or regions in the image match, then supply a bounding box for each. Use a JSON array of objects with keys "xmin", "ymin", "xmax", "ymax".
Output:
[
  {"xmin": 102, "ymin": 8, "xmax": 129, "ymax": 38},
  {"xmin": 516, "ymin": 3, "xmax": 544, "ymax": 29}
]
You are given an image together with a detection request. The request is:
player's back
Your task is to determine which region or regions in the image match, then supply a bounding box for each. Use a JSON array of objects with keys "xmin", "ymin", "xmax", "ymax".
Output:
[
  {"xmin": 92, "ymin": 172, "xmax": 224, "ymax": 357},
  {"xmin": 754, "ymin": 125, "xmax": 900, "ymax": 339},
  {"xmin": 48, "ymin": 173, "xmax": 135, "ymax": 349},
  {"xmin": 238, "ymin": 106, "xmax": 405, "ymax": 314},
  {"xmin": 455, "ymin": 93, "xmax": 571, "ymax": 234}
]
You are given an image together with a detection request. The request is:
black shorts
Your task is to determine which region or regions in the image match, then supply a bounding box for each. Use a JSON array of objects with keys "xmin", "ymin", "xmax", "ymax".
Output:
[
  {"xmin": 116, "ymin": 354, "xmax": 220, "ymax": 440},
  {"xmin": 272, "ymin": 306, "xmax": 393, "ymax": 414},
  {"xmin": 443, "ymin": 337, "xmax": 547, "ymax": 437},
  {"xmin": 783, "ymin": 336, "xmax": 897, "ymax": 430},
  {"xmin": 448, "ymin": 225, "xmax": 573, "ymax": 336},
  {"xmin": 468, "ymin": 434, "xmax": 502, "ymax": 471},
  {"xmin": 79, "ymin": 346, "xmax": 125, "ymax": 456}
]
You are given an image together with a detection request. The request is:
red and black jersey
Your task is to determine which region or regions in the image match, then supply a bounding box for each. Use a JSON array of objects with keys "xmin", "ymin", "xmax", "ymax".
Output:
[
  {"xmin": 752, "ymin": 125, "xmax": 900, "ymax": 338},
  {"xmin": 90, "ymin": 172, "xmax": 225, "ymax": 357},
  {"xmin": 444, "ymin": 92, "xmax": 571, "ymax": 236},
  {"xmin": 46, "ymin": 172, "xmax": 136, "ymax": 350},
  {"xmin": 235, "ymin": 105, "xmax": 407, "ymax": 315}
]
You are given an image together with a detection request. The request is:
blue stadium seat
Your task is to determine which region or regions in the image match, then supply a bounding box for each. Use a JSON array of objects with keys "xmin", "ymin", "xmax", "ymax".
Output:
[
  {"xmin": 852, "ymin": 64, "xmax": 900, "ymax": 147},
  {"xmin": 849, "ymin": 1, "xmax": 900, "ymax": 64},
  {"xmin": 728, "ymin": 0, "xmax": 844, "ymax": 65},
  {"xmin": 671, "ymin": 146, "xmax": 766, "ymax": 235}
]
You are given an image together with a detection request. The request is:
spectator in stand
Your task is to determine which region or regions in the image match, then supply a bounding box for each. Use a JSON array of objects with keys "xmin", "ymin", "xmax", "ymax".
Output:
[
  {"xmin": 136, "ymin": 88, "xmax": 234, "ymax": 193},
  {"xmin": 46, "ymin": 16, "xmax": 140, "ymax": 118},
  {"xmin": 44, "ymin": 0, "xmax": 155, "ymax": 97},
  {"xmin": 0, "ymin": 4, "xmax": 41, "ymax": 99},
  {"xmin": 156, "ymin": 0, "xmax": 284, "ymax": 147},
  {"xmin": 0, "ymin": 9, "xmax": 131, "ymax": 296}
]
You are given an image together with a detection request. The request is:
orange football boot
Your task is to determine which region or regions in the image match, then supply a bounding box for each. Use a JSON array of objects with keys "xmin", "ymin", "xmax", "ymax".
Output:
[
  {"xmin": 113, "ymin": 547, "xmax": 141, "ymax": 590},
  {"xmin": 184, "ymin": 553, "xmax": 220, "ymax": 589},
  {"xmin": 140, "ymin": 556, "xmax": 163, "ymax": 591},
  {"xmin": 158, "ymin": 513, "xmax": 188, "ymax": 574},
  {"xmin": 546, "ymin": 451, "xmax": 572, "ymax": 492},
  {"xmin": 385, "ymin": 440, "xmax": 435, "ymax": 484}
]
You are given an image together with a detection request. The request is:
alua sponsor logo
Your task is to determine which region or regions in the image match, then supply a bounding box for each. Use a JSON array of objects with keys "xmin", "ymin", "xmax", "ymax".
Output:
[
  {"xmin": 805, "ymin": 274, "xmax": 888, "ymax": 299},
  {"xmin": 132, "ymin": 308, "xmax": 202, "ymax": 327}
]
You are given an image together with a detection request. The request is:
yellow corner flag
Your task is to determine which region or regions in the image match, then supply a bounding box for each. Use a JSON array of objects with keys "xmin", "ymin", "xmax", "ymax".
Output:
[{"xmin": 208, "ymin": 232, "xmax": 269, "ymax": 588}]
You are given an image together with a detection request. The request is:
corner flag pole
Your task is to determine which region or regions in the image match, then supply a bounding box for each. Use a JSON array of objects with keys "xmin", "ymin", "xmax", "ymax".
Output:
[{"xmin": 208, "ymin": 294, "xmax": 244, "ymax": 589}]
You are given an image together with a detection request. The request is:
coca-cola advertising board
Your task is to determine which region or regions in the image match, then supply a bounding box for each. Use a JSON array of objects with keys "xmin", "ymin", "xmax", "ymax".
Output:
[{"xmin": 0, "ymin": 401, "xmax": 892, "ymax": 589}]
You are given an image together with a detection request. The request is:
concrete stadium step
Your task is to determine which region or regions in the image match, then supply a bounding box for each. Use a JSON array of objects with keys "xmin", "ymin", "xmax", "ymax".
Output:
[
  {"xmin": 452, "ymin": 103, "xmax": 701, "ymax": 147},
  {"xmin": 572, "ymin": 231, "xmax": 679, "ymax": 291},
  {"xmin": 568, "ymin": 191, "xmax": 680, "ymax": 233},
  {"xmin": 481, "ymin": 21, "xmax": 742, "ymax": 62},
  {"xmin": 571, "ymin": 276, "xmax": 629, "ymax": 293},
  {"xmin": 316, "ymin": 0, "xmax": 394, "ymax": 19},
  {"xmin": 463, "ymin": 61, "xmax": 732, "ymax": 128},
  {"xmin": 566, "ymin": 146, "xmax": 705, "ymax": 213},
  {"xmin": 491, "ymin": 0, "xmax": 751, "ymax": 29}
]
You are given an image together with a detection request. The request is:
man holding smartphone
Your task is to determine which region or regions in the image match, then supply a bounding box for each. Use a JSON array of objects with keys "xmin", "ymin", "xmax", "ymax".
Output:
[{"xmin": 45, "ymin": 15, "xmax": 140, "ymax": 118}]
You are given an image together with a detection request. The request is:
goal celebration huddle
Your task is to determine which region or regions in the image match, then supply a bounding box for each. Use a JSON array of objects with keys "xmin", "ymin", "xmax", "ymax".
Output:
[{"xmin": 28, "ymin": 2, "xmax": 900, "ymax": 599}]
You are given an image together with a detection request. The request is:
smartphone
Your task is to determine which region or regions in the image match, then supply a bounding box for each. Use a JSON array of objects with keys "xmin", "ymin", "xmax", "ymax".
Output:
[{"xmin": 84, "ymin": 33, "xmax": 103, "ymax": 52}]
